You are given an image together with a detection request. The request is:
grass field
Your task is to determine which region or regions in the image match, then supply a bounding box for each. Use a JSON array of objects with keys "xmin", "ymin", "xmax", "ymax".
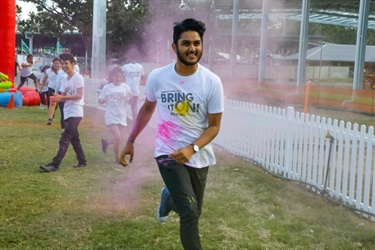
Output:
[{"xmin": 1, "ymin": 105, "xmax": 375, "ymax": 249}]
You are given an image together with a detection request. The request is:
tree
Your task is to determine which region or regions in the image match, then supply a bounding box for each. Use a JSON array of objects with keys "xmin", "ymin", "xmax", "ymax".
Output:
[
  {"xmin": 106, "ymin": 0, "xmax": 150, "ymax": 60},
  {"xmin": 309, "ymin": 23, "xmax": 375, "ymax": 46},
  {"xmin": 17, "ymin": 0, "xmax": 151, "ymax": 58}
]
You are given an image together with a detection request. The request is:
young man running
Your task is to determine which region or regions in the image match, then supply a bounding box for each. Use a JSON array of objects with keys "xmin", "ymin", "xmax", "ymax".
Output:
[{"xmin": 119, "ymin": 18, "xmax": 224, "ymax": 250}]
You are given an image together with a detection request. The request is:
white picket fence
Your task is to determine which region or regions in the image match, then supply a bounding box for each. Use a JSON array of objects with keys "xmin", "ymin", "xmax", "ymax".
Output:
[
  {"xmin": 83, "ymin": 78, "xmax": 375, "ymax": 220},
  {"xmin": 214, "ymin": 98, "xmax": 375, "ymax": 220}
]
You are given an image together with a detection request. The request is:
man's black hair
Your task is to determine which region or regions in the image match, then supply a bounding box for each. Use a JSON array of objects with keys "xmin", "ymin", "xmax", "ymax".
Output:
[
  {"xmin": 173, "ymin": 18, "xmax": 206, "ymax": 45},
  {"xmin": 59, "ymin": 53, "xmax": 75, "ymax": 64}
]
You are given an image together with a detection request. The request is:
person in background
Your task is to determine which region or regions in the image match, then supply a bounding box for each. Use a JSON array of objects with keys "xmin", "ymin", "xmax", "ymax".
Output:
[
  {"xmin": 41, "ymin": 58, "xmax": 64, "ymax": 127},
  {"xmin": 37, "ymin": 65, "xmax": 50, "ymax": 109},
  {"xmin": 122, "ymin": 58, "xmax": 144, "ymax": 120},
  {"xmin": 74, "ymin": 57, "xmax": 80, "ymax": 73},
  {"xmin": 40, "ymin": 52, "xmax": 87, "ymax": 173},
  {"xmin": 17, "ymin": 54, "xmax": 41, "ymax": 91},
  {"xmin": 54, "ymin": 69, "xmax": 68, "ymax": 132},
  {"xmin": 119, "ymin": 18, "xmax": 224, "ymax": 250},
  {"xmin": 99, "ymin": 67, "xmax": 132, "ymax": 164}
]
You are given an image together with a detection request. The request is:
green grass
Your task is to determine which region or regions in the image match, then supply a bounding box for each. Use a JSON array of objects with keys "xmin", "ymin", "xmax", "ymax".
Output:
[{"xmin": 1, "ymin": 106, "xmax": 375, "ymax": 249}]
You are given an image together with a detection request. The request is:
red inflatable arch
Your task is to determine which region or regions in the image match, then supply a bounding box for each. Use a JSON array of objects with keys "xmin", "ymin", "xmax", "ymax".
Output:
[{"xmin": 0, "ymin": 0, "xmax": 16, "ymax": 87}]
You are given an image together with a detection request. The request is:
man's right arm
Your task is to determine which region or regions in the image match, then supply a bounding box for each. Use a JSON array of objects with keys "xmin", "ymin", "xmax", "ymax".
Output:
[
  {"xmin": 128, "ymin": 98, "xmax": 156, "ymax": 140},
  {"xmin": 119, "ymin": 98, "xmax": 156, "ymax": 166},
  {"xmin": 21, "ymin": 62, "xmax": 30, "ymax": 68}
]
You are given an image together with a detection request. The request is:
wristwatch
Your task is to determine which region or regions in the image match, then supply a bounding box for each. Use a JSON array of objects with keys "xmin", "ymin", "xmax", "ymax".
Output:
[{"xmin": 191, "ymin": 143, "xmax": 199, "ymax": 153}]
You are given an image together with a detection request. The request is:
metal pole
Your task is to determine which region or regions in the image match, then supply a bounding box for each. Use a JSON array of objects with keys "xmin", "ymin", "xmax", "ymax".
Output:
[
  {"xmin": 91, "ymin": 0, "xmax": 107, "ymax": 80},
  {"xmin": 258, "ymin": 0, "xmax": 269, "ymax": 82},
  {"xmin": 230, "ymin": 0, "xmax": 239, "ymax": 79},
  {"xmin": 318, "ymin": 42, "xmax": 323, "ymax": 107},
  {"xmin": 353, "ymin": 0, "xmax": 370, "ymax": 90},
  {"xmin": 296, "ymin": 0, "xmax": 311, "ymax": 86}
]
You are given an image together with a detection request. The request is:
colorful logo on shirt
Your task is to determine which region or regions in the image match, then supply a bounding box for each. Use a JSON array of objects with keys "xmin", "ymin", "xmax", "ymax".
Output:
[
  {"xmin": 110, "ymin": 92, "xmax": 125, "ymax": 103},
  {"xmin": 161, "ymin": 90, "xmax": 200, "ymax": 116}
]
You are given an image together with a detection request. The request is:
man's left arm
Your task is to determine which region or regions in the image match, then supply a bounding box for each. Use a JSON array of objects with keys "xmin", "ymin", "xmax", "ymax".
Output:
[
  {"xmin": 170, "ymin": 113, "xmax": 222, "ymax": 164},
  {"xmin": 193, "ymin": 113, "xmax": 222, "ymax": 149}
]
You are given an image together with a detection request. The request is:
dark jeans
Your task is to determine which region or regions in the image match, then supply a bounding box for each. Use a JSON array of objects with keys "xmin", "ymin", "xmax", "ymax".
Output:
[
  {"xmin": 47, "ymin": 87, "xmax": 55, "ymax": 108},
  {"xmin": 39, "ymin": 91, "xmax": 48, "ymax": 105},
  {"xmin": 47, "ymin": 88, "xmax": 65, "ymax": 129},
  {"xmin": 18, "ymin": 73, "xmax": 37, "ymax": 90},
  {"xmin": 58, "ymin": 96, "xmax": 65, "ymax": 129},
  {"xmin": 52, "ymin": 117, "xmax": 86, "ymax": 167},
  {"xmin": 156, "ymin": 155, "xmax": 209, "ymax": 250}
]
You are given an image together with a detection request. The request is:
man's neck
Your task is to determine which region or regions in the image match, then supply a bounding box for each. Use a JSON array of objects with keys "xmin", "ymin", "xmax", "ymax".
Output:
[
  {"xmin": 67, "ymin": 70, "xmax": 76, "ymax": 79},
  {"xmin": 174, "ymin": 62, "xmax": 198, "ymax": 76}
]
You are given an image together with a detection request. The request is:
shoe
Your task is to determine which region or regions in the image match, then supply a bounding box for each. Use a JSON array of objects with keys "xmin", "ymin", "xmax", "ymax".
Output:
[
  {"xmin": 47, "ymin": 119, "xmax": 53, "ymax": 125},
  {"xmin": 74, "ymin": 162, "xmax": 87, "ymax": 168},
  {"xmin": 40, "ymin": 104, "xmax": 44, "ymax": 109},
  {"xmin": 156, "ymin": 187, "xmax": 170, "ymax": 223},
  {"xmin": 40, "ymin": 163, "xmax": 58, "ymax": 172},
  {"xmin": 101, "ymin": 139, "xmax": 108, "ymax": 153}
]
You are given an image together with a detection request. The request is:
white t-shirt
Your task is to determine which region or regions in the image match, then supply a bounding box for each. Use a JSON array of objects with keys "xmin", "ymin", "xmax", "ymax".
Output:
[
  {"xmin": 46, "ymin": 68, "xmax": 63, "ymax": 90},
  {"xmin": 145, "ymin": 63, "xmax": 224, "ymax": 168},
  {"xmin": 74, "ymin": 64, "xmax": 80, "ymax": 74},
  {"xmin": 122, "ymin": 63, "xmax": 144, "ymax": 96},
  {"xmin": 55, "ymin": 71, "xmax": 67, "ymax": 94},
  {"xmin": 98, "ymin": 83, "xmax": 132, "ymax": 126},
  {"xmin": 37, "ymin": 72, "xmax": 48, "ymax": 92},
  {"xmin": 20, "ymin": 60, "xmax": 33, "ymax": 77},
  {"xmin": 59, "ymin": 73, "xmax": 85, "ymax": 119}
]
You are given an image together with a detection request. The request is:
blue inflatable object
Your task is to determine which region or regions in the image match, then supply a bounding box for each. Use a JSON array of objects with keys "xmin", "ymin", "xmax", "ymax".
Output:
[{"xmin": 0, "ymin": 91, "xmax": 22, "ymax": 107}]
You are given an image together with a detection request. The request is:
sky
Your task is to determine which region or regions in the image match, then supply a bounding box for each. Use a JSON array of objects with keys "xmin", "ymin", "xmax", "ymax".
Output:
[{"xmin": 16, "ymin": 0, "xmax": 36, "ymax": 20}]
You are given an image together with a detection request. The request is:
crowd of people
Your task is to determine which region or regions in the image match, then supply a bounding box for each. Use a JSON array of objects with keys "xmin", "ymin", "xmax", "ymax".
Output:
[{"xmin": 16, "ymin": 18, "xmax": 224, "ymax": 250}]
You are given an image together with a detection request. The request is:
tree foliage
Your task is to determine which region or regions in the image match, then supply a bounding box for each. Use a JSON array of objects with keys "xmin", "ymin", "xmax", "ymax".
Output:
[
  {"xmin": 17, "ymin": 0, "xmax": 373, "ymax": 62},
  {"xmin": 17, "ymin": 0, "xmax": 151, "ymax": 58},
  {"xmin": 309, "ymin": 23, "xmax": 375, "ymax": 45}
]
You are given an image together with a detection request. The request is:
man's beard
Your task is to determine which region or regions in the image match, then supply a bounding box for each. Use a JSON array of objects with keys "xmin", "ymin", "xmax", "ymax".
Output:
[{"xmin": 176, "ymin": 46, "xmax": 202, "ymax": 66}]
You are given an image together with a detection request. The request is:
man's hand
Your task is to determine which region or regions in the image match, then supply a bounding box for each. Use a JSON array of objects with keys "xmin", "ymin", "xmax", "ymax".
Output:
[
  {"xmin": 119, "ymin": 141, "xmax": 134, "ymax": 167},
  {"xmin": 169, "ymin": 145, "xmax": 194, "ymax": 165},
  {"xmin": 53, "ymin": 94, "xmax": 63, "ymax": 102}
]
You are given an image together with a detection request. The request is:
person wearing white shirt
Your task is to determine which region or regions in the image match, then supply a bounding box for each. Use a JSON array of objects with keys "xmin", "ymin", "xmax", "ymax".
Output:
[
  {"xmin": 17, "ymin": 54, "xmax": 41, "ymax": 91},
  {"xmin": 119, "ymin": 18, "xmax": 224, "ymax": 250},
  {"xmin": 40, "ymin": 53, "xmax": 87, "ymax": 173},
  {"xmin": 37, "ymin": 65, "xmax": 50, "ymax": 109},
  {"xmin": 99, "ymin": 67, "xmax": 132, "ymax": 164},
  {"xmin": 122, "ymin": 61, "xmax": 144, "ymax": 119},
  {"xmin": 41, "ymin": 58, "xmax": 66, "ymax": 127}
]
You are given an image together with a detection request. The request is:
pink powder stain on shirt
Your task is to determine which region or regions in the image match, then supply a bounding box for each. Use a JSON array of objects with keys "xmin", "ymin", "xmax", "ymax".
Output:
[{"xmin": 158, "ymin": 120, "xmax": 179, "ymax": 143}]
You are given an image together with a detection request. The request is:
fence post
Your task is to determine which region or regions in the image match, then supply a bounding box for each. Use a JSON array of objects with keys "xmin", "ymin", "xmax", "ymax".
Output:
[{"xmin": 283, "ymin": 106, "xmax": 295, "ymax": 178}]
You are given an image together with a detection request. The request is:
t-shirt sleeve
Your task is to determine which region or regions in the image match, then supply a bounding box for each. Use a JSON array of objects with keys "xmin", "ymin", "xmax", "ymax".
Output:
[
  {"xmin": 59, "ymin": 79, "xmax": 66, "ymax": 93},
  {"xmin": 144, "ymin": 70, "xmax": 157, "ymax": 102},
  {"xmin": 207, "ymin": 77, "xmax": 224, "ymax": 114},
  {"xmin": 76, "ymin": 75, "xmax": 84, "ymax": 89},
  {"xmin": 98, "ymin": 85, "xmax": 108, "ymax": 99}
]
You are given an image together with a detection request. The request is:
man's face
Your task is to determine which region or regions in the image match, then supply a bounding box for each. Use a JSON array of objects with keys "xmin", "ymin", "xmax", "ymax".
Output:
[
  {"xmin": 174, "ymin": 31, "xmax": 203, "ymax": 66},
  {"xmin": 61, "ymin": 60, "xmax": 74, "ymax": 74},
  {"xmin": 113, "ymin": 72, "xmax": 124, "ymax": 85},
  {"xmin": 27, "ymin": 56, "xmax": 33, "ymax": 63},
  {"xmin": 52, "ymin": 60, "xmax": 61, "ymax": 70}
]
